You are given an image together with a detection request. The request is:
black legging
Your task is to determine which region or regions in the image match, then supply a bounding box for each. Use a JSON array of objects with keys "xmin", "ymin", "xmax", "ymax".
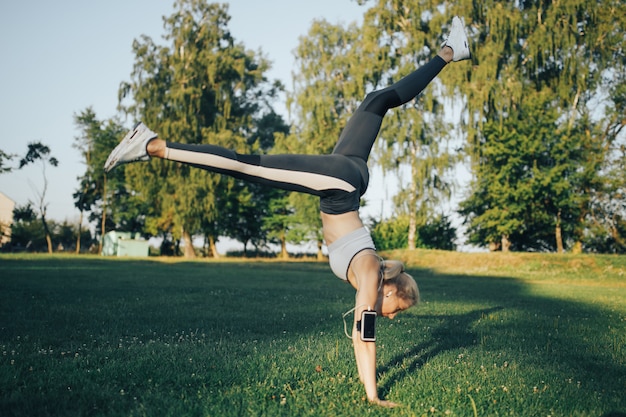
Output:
[{"xmin": 165, "ymin": 56, "xmax": 447, "ymax": 214}]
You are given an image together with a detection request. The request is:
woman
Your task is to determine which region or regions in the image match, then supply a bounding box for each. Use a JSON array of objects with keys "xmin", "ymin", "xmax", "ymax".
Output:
[{"xmin": 105, "ymin": 16, "xmax": 470, "ymax": 407}]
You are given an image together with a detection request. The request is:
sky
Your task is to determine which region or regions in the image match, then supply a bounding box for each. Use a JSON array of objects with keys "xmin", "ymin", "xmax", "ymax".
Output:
[{"xmin": 0, "ymin": 0, "xmax": 377, "ymax": 224}]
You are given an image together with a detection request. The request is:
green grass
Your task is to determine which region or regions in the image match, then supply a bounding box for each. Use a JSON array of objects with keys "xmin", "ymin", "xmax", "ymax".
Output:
[{"xmin": 1, "ymin": 252, "xmax": 625, "ymax": 417}]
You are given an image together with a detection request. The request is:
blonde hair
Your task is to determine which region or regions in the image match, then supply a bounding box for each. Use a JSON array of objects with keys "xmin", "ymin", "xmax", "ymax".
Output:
[{"xmin": 382, "ymin": 260, "xmax": 420, "ymax": 307}]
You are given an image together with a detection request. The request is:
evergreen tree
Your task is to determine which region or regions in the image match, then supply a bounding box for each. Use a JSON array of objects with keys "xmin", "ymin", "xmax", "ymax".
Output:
[{"xmin": 459, "ymin": 92, "xmax": 585, "ymax": 251}]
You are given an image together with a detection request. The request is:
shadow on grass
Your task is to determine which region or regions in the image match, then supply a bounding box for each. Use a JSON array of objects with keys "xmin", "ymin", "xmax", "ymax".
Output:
[
  {"xmin": 376, "ymin": 267, "xmax": 626, "ymax": 413},
  {"xmin": 378, "ymin": 306, "xmax": 504, "ymax": 398}
]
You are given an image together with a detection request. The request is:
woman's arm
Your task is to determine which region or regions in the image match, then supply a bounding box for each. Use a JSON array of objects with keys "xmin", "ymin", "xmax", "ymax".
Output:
[{"xmin": 349, "ymin": 254, "xmax": 398, "ymax": 407}]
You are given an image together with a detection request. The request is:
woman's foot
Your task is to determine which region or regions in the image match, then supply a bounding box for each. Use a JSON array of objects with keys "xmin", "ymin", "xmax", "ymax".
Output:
[
  {"xmin": 441, "ymin": 16, "xmax": 471, "ymax": 62},
  {"xmin": 104, "ymin": 122, "xmax": 158, "ymax": 172}
]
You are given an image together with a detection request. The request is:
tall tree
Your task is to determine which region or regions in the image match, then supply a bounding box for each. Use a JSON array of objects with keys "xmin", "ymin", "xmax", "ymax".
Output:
[
  {"xmin": 73, "ymin": 109, "xmax": 128, "ymax": 253},
  {"xmin": 19, "ymin": 142, "xmax": 58, "ymax": 253},
  {"xmin": 459, "ymin": 91, "xmax": 585, "ymax": 251},
  {"xmin": 455, "ymin": 0, "xmax": 626, "ymax": 251},
  {"xmin": 119, "ymin": 0, "xmax": 277, "ymax": 257},
  {"xmin": 287, "ymin": 19, "xmax": 368, "ymax": 252},
  {"xmin": 351, "ymin": 2, "xmax": 462, "ymax": 249}
]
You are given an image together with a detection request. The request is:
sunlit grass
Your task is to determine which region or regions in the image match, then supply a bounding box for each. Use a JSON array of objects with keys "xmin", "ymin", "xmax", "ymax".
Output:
[{"xmin": 1, "ymin": 253, "xmax": 625, "ymax": 416}]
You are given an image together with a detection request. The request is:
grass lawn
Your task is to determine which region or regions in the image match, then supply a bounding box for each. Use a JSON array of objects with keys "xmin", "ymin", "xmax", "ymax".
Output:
[{"xmin": 1, "ymin": 252, "xmax": 625, "ymax": 416}]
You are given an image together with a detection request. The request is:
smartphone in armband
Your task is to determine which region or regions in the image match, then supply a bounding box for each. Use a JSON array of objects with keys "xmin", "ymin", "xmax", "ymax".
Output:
[{"xmin": 359, "ymin": 310, "xmax": 377, "ymax": 342}]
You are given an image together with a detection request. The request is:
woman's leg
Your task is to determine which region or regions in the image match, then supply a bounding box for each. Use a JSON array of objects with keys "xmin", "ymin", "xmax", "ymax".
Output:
[
  {"xmin": 331, "ymin": 55, "xmax": 447, "ymax": 161},
  {"xmin": 106, "ymin": 123, "xmax": 368, "ymax": 212},
  {"xmin": 331, "ymin": 14, "xmax": 470, "ymax": 162},
  {"xmin": 159, "ymin": 141, "xmax": 364, "ymax": 197}
]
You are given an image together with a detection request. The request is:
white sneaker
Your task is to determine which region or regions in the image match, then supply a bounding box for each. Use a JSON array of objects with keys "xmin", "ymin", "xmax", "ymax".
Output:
[
  {"xmin": 442, "ymin": 16, "xmax": 471, "ymax": 62},
  {"xmin": 104, "ymin": 122, "xmax": 158, "ymax": 172}
]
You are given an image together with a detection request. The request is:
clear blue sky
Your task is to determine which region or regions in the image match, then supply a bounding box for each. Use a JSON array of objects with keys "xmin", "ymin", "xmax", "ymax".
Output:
[{"xmin": 0, "ymin": 0, "xmax": 368, "ymax": 222}]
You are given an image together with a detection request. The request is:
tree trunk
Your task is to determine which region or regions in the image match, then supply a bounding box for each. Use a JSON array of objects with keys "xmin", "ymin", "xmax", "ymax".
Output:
[
  {"xmin": 76, "ymin": 210, "xmax": 83, "ymax": 254},
  {"xmin": 317, "ymin": 239, "xmax": 324, "ymax": 261},
  {"xmin": 280, "ymin": 243, "xmax": 289, "ymax": 259},
  {"xmin": 208, "ymin": 234, "xmax": 220, "ymax": 258},
  {"xmin": 40, "ymin": 214, "xmax": 53, "ymax": 254},
  {"xmin": 501, "ymin": 235, "xmax": 511, "ymax": 252},
  {"xmin": 408, "ymin": 210, "xmax": 417, "ymax": 250},
  {"xmin": 555, "ymin": 224, "xmax": 563, "ymax": 253},
  {"xmin": 407, "ymin": 155, "xmax": 418, "ymax": 250},
  {"xmin": 45, "ymin": 233, "xmax": 53, "ymax": 253},
  {"xmin": 182, "ymin": 229, "xmax": 196, "ymax": 258},
  {"xmin": 99, "ymin": 175, "xmax": 107, "ymax": 254},
  {"xmin": 554, "ymin": 210, "xmax": 564, "ymax": 253},
  {"xmin": 280, "ymin": 231, "xmax": 289, "ymax": 259}
]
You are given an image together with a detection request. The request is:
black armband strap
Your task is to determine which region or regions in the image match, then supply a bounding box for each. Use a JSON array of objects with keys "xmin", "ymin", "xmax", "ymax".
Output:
[{"xmin": 357, "ymin": 310, "xmax": 376, "ymax": 342}]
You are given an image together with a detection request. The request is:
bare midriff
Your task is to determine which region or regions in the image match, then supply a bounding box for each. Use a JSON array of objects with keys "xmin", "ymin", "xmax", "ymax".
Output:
[{"xmin": 320, "ymin": 211, "xmax": 364, "ymax": 246}]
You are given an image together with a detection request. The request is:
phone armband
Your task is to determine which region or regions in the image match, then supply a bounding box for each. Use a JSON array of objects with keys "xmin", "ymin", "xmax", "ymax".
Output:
[{"xmin": 356, "ymin": 310, "xmax": 376, "ymax": 342}]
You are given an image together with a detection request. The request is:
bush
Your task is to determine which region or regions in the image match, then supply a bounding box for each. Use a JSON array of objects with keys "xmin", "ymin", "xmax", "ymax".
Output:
[{"xmin": 370, "ymin": 214, "xmax": 457, "ymax": 251}]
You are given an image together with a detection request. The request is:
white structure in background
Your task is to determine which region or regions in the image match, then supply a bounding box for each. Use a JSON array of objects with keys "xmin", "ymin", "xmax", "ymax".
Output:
[
  {"xmin": 0, "ymin": 191, "xmax": 15, "ymax": 246},
  {"xmin": 101, "ymin": 231, "xmax": 149, "ymax": 257}
]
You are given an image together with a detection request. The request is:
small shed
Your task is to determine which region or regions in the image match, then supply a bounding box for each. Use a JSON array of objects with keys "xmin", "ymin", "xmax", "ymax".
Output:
[{"xmin": 102, "ymin": 231, "xmax": 149, "ymax": 257}]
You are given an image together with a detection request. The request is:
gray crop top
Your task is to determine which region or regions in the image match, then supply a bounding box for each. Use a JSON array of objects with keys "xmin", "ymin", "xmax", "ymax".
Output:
[{"xmin": 327, "ymin": 227, "xmax": 376, "ymax": 280}]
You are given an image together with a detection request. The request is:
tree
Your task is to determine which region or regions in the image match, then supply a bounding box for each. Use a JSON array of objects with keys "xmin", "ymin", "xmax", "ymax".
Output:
[
  {"xmin": 55, "ymin": 220, "xmax": 94, "ymax": 253},
  {"xmin": 459, "ymin": 91, "xmax": 587, "ymax": 251},
  {"xmin": 347, "ymin": 2, "xmax": 461, "ymax": 250},
  {"xmin": 221, "ymin": 182, "xmax": 267, "ymax": 257},
  {"xmin": 18, "ymin": 142, "xmax": 58, "ymax": 253},
  {"xmin": 287, "ymin": 19, "xmax": 368, "ymax": 253},
  {"xmin": 0, "ymin": 149, "xmax": 15, "ymax": 174},
  {"xmin": 8, "ymin": 203, "xmax": 45, "ymax": 252},
  {"xmin": 250, "ymin": 113, "xmax": 292, "ymax": 258},
  {"xmin": 262, "ymin": 193, "xmax": 293, "ymax": 259},
  {"xmin": 6, "ymin": 204, "xmax": 93, "ymax": 253},
  {"xmin": 73, "ymin": 109, "xmax": 130, "ymax": 253},
  {"xmin": 453, "ymin": 0, "xmax": 626, "ymax": 252},
  {"xmin": 119, "ymin": 0, "xmax": 278, "ymax": 258},
  {"xmin": 370, "ymin": 213, "xmax": 457, "ymax": 251}
]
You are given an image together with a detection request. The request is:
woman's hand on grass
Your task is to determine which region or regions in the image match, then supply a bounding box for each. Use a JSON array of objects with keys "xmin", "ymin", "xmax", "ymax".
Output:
[{"xmin": 370, "ymin": 398, "xmax": 399, "ymax": 408}]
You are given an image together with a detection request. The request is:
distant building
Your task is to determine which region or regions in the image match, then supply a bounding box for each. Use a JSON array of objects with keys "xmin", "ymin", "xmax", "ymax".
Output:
[{"xmin": 0, "ymin": 191, "xmax": 15, "ymax": 245}]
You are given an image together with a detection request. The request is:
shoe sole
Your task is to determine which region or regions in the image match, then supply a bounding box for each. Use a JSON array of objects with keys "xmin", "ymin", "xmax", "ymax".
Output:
[{"xmin": 104, "ymin": 122, "xmax": 145, "ymax": 172}]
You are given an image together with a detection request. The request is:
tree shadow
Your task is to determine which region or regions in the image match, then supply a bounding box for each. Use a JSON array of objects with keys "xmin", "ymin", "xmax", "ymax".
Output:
[{"xmin": 375, "ymin": 268, "xmax": 626, "ymax": 413}]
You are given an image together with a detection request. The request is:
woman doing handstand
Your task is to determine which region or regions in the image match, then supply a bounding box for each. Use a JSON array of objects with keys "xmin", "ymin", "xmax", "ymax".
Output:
[{"xmin": 105, "ymin": 16, "xmax": 471, "ymax": 407}]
